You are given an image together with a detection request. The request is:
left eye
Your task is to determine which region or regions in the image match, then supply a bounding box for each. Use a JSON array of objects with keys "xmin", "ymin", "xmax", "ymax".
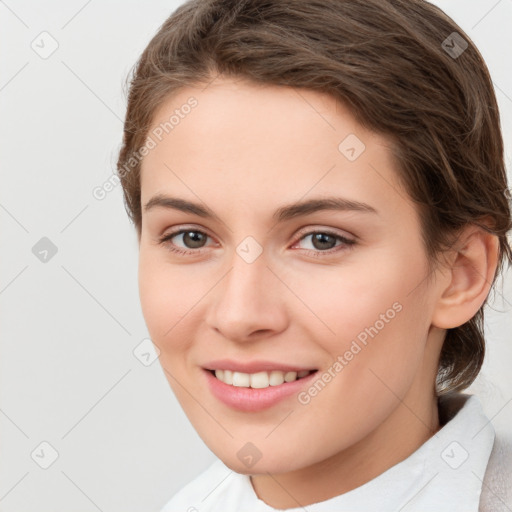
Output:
[{"xmin": 293, "ymin": 231, "xmax": 355, "ymax": 253}]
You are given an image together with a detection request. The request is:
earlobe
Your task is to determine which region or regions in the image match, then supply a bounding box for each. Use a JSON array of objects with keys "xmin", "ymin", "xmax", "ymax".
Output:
[{"xmin": 431, "ymin": 226, "xmax": 499, "ymax": 329}]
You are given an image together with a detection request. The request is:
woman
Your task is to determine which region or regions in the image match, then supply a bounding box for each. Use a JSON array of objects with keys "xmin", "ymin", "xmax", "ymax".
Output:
[{"xmin": 116, "ymin": 0, "xmax": 512, "ymax": 509}]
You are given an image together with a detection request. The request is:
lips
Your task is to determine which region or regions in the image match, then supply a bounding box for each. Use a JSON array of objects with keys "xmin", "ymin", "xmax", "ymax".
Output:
[{"xmin": 201, "ymin": 359, "xmax": 319, "ymax": 412}]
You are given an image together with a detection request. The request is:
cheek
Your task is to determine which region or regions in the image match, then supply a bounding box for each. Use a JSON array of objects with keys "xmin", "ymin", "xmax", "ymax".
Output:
[
  {"xmin": 299, "ymin": 296, "xmax": 429, "ymax": 452},
  {"xmin": 294, "ymin": 254, "xmax": 419, "ymax": 341},
  {"xmin": 138, "ymin": 250, "xmax": 185, "ymax": 346},
  {"xmin": 138, "ymin": 247, "xmax": 214, "ymax": 370},
  {"xmin": 138, "ymin": 251, "xmax": 164, "ymax": 336},
  {"xmin": 305, "ymin": 247, "xmax": 431, "ymax": 386}
]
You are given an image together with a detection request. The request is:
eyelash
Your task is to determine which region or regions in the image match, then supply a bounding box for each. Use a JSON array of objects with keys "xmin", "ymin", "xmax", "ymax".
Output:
[{"xmin": 157, "ymin": 227, "xmax": 356, "ymax": 257}]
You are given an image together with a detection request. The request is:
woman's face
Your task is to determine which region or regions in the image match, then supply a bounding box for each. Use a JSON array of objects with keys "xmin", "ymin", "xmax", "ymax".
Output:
[{"xmin": 138, "ymin": 77, "xmax": 446, "ymax": 475}]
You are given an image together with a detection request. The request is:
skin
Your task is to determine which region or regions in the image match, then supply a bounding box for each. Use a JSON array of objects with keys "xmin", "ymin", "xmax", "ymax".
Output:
[{"xmin": 137, "ymin": 76, "xmax": 499, "ymax": 508}]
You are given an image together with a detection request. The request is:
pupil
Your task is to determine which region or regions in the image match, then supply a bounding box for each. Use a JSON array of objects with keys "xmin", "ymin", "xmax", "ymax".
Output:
[
  {"xmin": 313, "ymin": 233, "xmax": 335, "ymax": 250},
  {"xmin": 184, "ymin": 231, "xmax": 205, "ymax": 248}
]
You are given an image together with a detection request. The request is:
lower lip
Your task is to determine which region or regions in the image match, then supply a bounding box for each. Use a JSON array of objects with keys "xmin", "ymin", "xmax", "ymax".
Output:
[{"xmin": 203, "ymin": 369, "xmax": 317, "ymax": 412}]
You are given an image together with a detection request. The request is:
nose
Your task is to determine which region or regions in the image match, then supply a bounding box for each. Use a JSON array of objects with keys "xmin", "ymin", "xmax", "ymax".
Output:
[{"xmin": 204, "ymin": 248, "xmax": 289, "ymax": 342}]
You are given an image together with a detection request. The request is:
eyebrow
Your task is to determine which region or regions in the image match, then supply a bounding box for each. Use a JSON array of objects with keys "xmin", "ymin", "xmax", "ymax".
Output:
[{"xmin": 143, "ymin": 194, "xmax": 378, "ymax": 223}]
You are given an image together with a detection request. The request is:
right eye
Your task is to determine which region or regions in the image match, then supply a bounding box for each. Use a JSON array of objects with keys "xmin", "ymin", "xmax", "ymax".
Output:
[{"xmin": 158, "ymin": 228, "xmax": 215, "ymax": 256}]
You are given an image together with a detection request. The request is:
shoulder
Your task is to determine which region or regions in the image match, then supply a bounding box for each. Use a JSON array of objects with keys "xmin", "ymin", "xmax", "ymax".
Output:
[
  {"xmin": 159, "ymin": 458, "xmax": 240, "ymax": 512},
  {"xmin": 480, "ymin": 427, "xmax": 512, "ymax": 511}
]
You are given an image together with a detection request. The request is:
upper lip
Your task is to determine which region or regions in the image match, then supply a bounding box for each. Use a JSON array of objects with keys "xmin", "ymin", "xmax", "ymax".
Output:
[{"xmin": 203, "ymin": 359, "xmax": 317, "ymax": 373}]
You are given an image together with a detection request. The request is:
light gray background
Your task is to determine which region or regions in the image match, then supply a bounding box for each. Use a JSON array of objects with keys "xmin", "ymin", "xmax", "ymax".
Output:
[{"xmin": 1, "ymin": 1, "xmax": 511, "ymax": 511}]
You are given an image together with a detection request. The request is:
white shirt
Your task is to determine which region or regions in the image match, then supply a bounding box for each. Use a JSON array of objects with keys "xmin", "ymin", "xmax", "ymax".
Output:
[{"xmin": 161, "ymin": 394, "xmax": 495, "ymax": 511}]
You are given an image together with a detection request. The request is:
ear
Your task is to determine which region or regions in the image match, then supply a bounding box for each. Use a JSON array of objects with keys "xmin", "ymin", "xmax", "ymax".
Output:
[{"xmin": 431, "ymin": 224, "xmax": 499, "ymax": 329}]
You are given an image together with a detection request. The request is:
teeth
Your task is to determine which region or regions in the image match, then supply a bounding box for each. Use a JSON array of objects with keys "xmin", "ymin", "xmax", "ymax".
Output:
[
  {"xmin": 223, "ymin": 370, "xmax": 233, "ymax": 385},
  {"xmin": 232, "ymin": 372, "xmax": 250, "ymax": 387},
  {"xmin": 212, "ymin": 369, "xmax": 313, "ymax": 388},
  {"xmin": 250, "ymin": 371, "xmax": 269, "ymax": 389},
  {"xmin": 284, "ymin": 371, "xmax": 297, "ymax": 382},
  {"xmin": 269, "ymin": 370, "xmax": 284, "ymax": 386}
]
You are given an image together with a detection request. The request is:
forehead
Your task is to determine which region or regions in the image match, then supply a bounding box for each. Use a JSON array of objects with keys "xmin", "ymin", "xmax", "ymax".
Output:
[
  {"xmin": 148, "ymin": 77, "xmax": 373, "ymax": 152},
  {"xmin": 140, "ymin": 77, "xmax": 411, "ymax": 222}
]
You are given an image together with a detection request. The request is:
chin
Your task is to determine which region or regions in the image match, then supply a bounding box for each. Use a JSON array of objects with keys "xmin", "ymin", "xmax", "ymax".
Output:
[
  {"xmin": 223, "ymin": 458, "xmax": 290, "ymax": 476},
  {"xmin": 213, "ymin": 444, "xmax": 312, "ymax": 476}
]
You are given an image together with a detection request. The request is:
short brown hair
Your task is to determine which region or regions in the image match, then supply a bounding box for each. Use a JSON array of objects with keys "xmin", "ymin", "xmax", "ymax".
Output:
[{"xmin": 116, "ymin": 0, "xmax": 512, "ymax": 395}]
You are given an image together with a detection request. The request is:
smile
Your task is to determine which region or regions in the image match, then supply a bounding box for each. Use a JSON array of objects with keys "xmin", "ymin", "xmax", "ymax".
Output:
[
  {"xmin": 203, "ymin": 365, "xmax": 319, "ymax": 412},
  {"xmin": 211, "ymin": 369, "xmax": 315, "ymax": 388}
]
